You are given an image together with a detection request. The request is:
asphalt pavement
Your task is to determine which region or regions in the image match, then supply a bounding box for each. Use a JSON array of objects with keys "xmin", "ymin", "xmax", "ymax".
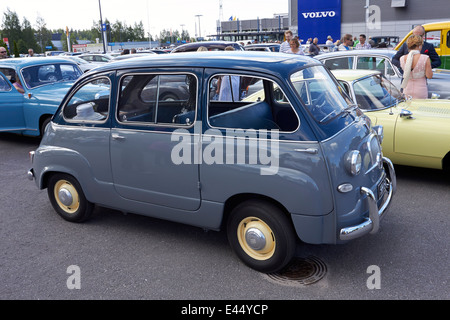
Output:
[{"xmin": 0, "ymin": 132, "xmax": 448, "ymax": 302}]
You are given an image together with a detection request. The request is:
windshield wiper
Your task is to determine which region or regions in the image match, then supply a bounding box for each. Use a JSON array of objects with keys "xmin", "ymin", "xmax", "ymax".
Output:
[{"xmin": 319, "ymin": 109, "xmax": 341, "ymax": 123}]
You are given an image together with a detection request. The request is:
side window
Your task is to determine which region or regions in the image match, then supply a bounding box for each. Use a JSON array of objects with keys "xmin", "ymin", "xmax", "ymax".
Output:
[
  {"xmin": 0, "ymin": 74, "xmax": 11, "ymax": 92},
  {"xmin": 447, "ymin": 31, "xmax": 450, "ymax": 48},
  {"xmin": 117, "ymin": 73, "xmax": 197, "ymax": 126},
  {"xmin": 356, "ymin": 57, "xmax": 388, "ymax": 75},
  {"xmin": 425, "ymin": 30, "xmax": 441, "ymax": 49},
  {"xmin": 63, "ymin": 77, "xmax": 110, "ymax": 122},
  {"xmin": 208, "ymin": 74, "xmax": 299, "ymax": 132},
  {"xmin": 323, "ymin": 57, "xmax": 354, "ymax": 70}
]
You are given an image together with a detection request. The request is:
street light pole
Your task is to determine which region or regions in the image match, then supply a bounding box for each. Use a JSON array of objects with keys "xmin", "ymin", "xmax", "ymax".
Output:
[
  {"xmin": 195, "ymin": 15, "xmax": 203, "ymax": 39},
  {"xmin": 98, "ymin": 0, "xmax": 106, "ymax": 53}
]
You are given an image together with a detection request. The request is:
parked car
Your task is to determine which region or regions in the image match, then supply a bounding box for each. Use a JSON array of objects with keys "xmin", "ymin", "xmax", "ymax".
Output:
[
  {"xmin": 332, "ymin": 69, "xmax": 450, "ymax": 171},
  {"xmin": 28, "ymin": 52, "xmax": 395, "ymax": 273},
  {"xmin": 244, "ymin": 43, "xmax": 280, "ymax": 52},
  {"xmin": 61, "ymin": 56, "xmax": 104, "ymax": 73},
  {"xmin": 79, "ymin": 53, "xmax": 113, "ymax": 63},
  {"xmin": 369, "ymin": 36, "xmax": 399, "ymax": 48},
  {"xmin": 109, "ymin": 52, "xmax": 156, "ymax": 62},
  {"xmin": 316, "ymin": 49, "xmax": 450, "ymax": 99},
  {"xmin": 170, "ymin": 41, "xmax": 244, "ymax": 53},
  {"xmin": 0, "ymin": 57, "xmax": 83, "ymax": 136}
]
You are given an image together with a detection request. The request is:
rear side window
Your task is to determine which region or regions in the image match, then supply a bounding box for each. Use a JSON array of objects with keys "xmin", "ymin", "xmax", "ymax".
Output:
[
  {"xmin": 117, "ymin": 73, "xmax": 197, "ymax": 126},
  {"xmin": 63, "ymin": 77, "xmax": 110, "ymax": 122},
  {"xmin": 208, "ymin": 74, "xmax": 299, "ymax": 133},
  {"xmin": 323, "ymin": 57, "xmax": 354, "ymax": 70}
]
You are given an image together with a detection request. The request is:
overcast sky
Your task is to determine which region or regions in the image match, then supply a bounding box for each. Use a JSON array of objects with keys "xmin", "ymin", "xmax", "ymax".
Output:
[{"xmin": 1, "ymin": 0, "xmax": 289, "ymax": 38}]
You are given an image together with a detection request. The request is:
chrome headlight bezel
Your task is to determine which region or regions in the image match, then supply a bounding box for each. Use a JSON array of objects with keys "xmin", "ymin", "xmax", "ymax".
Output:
[{"xmin": 345, "ymin": 150, "xmax": 362, "ymax": 176}]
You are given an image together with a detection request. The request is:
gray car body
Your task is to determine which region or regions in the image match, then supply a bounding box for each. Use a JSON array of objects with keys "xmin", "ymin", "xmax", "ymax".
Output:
[
  {"xmin": 30, "ymin": 52, "xmax": 395, "ymax": 245},
  {"xmin": 316, "ymin": 49, "xmax": 450, "ymax": 99}
]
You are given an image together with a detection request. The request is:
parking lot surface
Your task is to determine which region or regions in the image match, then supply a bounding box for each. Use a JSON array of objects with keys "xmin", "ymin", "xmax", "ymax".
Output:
[{"xmin": 0, "ymin": 133, "xmax": 448, "ymax": 300}]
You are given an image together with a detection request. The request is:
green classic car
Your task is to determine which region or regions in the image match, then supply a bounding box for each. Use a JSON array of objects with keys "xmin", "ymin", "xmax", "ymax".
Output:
[{"xmin": 332, "ymin": 70, "xmax": 450, "ymax": 171}]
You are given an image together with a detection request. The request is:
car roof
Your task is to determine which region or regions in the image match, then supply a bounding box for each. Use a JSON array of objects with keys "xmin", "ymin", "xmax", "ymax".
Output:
[
  {"xmin": 88, "ymin": 51, "xmax": 319, "ymax": 76},
  {"xmin": 171, "ymin": 41, "xmax": 242, "ymax": 52},
  {"xmin": 0, "ymin": 57, "xmax": 78, "ymax": 69},
  {"xmin": 245, "ymin": 43, "xmax": 280, "ymax": 48},
  {"xmin": 331, "ymin": 69, "xmax": 380, "ymax": 81},
  {"xmin": 316, "ymin": 49, "xmax": 397, "ymax": 60}
]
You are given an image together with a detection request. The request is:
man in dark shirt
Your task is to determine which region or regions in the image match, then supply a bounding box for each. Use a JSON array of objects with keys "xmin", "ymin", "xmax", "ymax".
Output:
[{"xmin": 392, "ymin": 25, "xmax": 441, "ymax": 73}]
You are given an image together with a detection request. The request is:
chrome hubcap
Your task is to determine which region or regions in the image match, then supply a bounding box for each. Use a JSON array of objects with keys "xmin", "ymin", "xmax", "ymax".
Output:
[
  {"xmin": 58, "ymin": 188, "xmax": 73, "ymax": 206},
  {"xmin": 245, "ymin": 227, "xmax": 266, "ymax": 251}
]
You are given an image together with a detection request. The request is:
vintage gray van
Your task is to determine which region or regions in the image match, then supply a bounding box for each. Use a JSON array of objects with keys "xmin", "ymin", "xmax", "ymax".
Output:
[{"xmin": 28, "ymin": 52, "xmax": 396, "ymax": 273}]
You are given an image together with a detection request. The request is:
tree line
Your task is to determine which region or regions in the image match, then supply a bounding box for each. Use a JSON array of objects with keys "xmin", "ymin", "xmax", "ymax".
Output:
[{"xmin": 1, "ymin": 8, "xmax": 191, "ymax": 56}]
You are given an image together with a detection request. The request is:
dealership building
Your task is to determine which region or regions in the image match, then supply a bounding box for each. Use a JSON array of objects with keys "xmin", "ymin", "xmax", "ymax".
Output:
[{"xmin": 216, "ymin": 0, "xmax": 449, "ymax": 44}]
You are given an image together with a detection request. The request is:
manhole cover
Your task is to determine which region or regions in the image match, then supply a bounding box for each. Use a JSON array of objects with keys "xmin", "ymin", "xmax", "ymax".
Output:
[{"xmin": 264, "ymin": 256, "xmax": 327, "ymax": 286}]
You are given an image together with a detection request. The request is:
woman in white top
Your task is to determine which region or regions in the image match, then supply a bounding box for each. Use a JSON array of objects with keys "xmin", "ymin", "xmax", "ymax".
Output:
[{"xmin": 287, "ymin": 38, "xmax": 304, "ymax": 55}]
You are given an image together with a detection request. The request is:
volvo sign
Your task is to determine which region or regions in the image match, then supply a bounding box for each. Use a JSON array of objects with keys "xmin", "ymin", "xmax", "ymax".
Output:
[{"xmin": 298, "ymin": 0, "xmax": 341, "ymax": 45}]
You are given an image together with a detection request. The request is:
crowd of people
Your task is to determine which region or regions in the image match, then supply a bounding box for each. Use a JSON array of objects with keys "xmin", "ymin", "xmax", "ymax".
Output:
[
  {"xmin": 278, "ymin": 25, "xmax": 440, "ymax": 99},
  {"xmin": 279, "ymin": 30, "xmax": 375, "ymax": 55}
]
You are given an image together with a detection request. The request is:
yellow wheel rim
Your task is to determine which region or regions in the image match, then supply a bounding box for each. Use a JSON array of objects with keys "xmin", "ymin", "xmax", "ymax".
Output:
[
  {"xmin": 54, "ymin": 180, "xmax": 80, "ymax": 214},
  {"xmin": 237, "ymin": 217, "xmax": 276, "ymax": 261}
]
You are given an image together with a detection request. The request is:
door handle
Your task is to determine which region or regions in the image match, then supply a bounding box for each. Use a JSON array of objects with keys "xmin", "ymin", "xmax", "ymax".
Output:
[
  {"xmin": 111, "ymin": 133, "xmax": 125, "ymax": 140},
  {"xmin": 294, "ymin": 148, "xmax": 318, "ymax": 154}
]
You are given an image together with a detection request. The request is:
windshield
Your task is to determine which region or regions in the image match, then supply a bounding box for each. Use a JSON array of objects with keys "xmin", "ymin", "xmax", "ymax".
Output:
[
  {"xmin": 352, "ymin": 74, "xmax": 403, "ymax": 111},
  {"xmin": 21, "ymin": 63, "xmax": 82, "ymax": 89},
  {"xmin": 290, "ymin": 66, "xmax": 352, "ymax": 123}
]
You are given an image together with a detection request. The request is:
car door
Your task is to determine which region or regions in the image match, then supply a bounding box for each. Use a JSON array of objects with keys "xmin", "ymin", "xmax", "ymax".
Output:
[
  {"xmin": 0, "ymin": 71, "xmax": 25, "ymax": 131},
  {"xmin": 110, "ymin": 69, "xmax": 201, "ymax": 211}
]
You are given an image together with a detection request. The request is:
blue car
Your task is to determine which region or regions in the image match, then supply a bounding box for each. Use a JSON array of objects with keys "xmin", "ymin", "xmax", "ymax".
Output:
[
  {"xmin": 0, "ymin": 57, "xmax": 83, "ymax": 136},
  {"xmin": 29, "ymin": 52, "xmax": 396, "ymax": 273}
]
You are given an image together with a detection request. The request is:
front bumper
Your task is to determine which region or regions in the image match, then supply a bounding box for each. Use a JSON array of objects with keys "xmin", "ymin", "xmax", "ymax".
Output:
[{"xmin": 339, "ymin": 157, "xmax": 396, "ymax": 241}]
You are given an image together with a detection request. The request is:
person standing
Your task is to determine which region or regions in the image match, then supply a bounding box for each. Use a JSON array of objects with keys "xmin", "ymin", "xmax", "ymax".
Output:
[
  {"xmin": 392, "ymin": 25, "xmax": 441, "ymax": 72},
  {"xmin": 27, "ymin": 49, "xmax": 35, "ymax": 57},
  {"xmin": 400, "ymin": 35, "xmax": 433, "ymax": 99},
  {"xmin": 280, "ymin": 30, "xmax": 294, "ymax": 53},
  {"xmin": 286, "ymin": 38, "xmax": 305, "ymax": 55},
  {"xmin": 325, "ymin": 36, "xmax": 333, "ymax": 46},
  {"xmin": 0, "ymin": 47, "xmax": 8, "ymax": 59},
  {"xmin": 355, "ymin": 34, "xmax": 372, "ymax": 50},
  {"xmin": 338, "ymin": 34, "xmax": 353, "ymax": 51},
  {"xmin": 308, "ymin": 38, "xmax": 320, "ymax": 56}
]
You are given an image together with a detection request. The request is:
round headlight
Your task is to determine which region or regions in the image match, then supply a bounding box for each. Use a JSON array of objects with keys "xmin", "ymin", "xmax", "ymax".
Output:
[{"xmin": 346, "ymin": 150, "xmax": 362, "ymax": 176}]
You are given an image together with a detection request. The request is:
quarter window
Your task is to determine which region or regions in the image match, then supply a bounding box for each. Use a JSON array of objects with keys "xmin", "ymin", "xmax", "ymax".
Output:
[
  {"xmin": 63, "ymin": 77, "xmax": 110, "ymax": 122},
  {"xmin": 0, "ymin": 75, "xmax": 11, "ymax": 92},
  {"xmin": 117, "ymin": 74, "xmax": 197, "ymax": 126}
]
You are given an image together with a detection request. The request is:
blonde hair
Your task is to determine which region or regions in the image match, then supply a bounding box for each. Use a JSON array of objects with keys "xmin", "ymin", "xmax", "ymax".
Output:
[
  {"xmin": 197, "ymin": 46, "xmax": 208, "ymax": 51},
  {"xmin": 406, "ymin": 34, "xmax": 423, "ymax": 50},
  {"xmin": 224, "ymin": 46, "xmax": 235, "ymax": 51}
]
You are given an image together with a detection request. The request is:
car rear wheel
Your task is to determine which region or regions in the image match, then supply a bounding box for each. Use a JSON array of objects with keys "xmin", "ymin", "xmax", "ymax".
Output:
[
  {"xmin": 47, "ymin": 173, "xmax": 94, "ymax": 222},
  {"xmin": 227, "ymin": 200, "xmax": 296, "ymax": 273},
  {"xmin": 40, "ymin": 117, "xmax": 51, "ymax": 137}
]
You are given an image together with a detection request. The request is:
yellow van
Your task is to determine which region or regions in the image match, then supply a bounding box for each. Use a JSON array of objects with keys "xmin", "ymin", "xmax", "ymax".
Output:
[{"xmin": 395, "ymin": 21, "xmax": 450, "ymax": 70}]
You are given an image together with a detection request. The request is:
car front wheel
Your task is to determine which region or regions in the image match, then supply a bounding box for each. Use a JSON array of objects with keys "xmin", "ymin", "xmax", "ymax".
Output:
[
  {"xmin": 227, "ymin": 200, "xmax": 296, "ymax": 273},
  {"xmin": 47, "ymin": 173, "xmax": 94, "ymax": 222}
]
